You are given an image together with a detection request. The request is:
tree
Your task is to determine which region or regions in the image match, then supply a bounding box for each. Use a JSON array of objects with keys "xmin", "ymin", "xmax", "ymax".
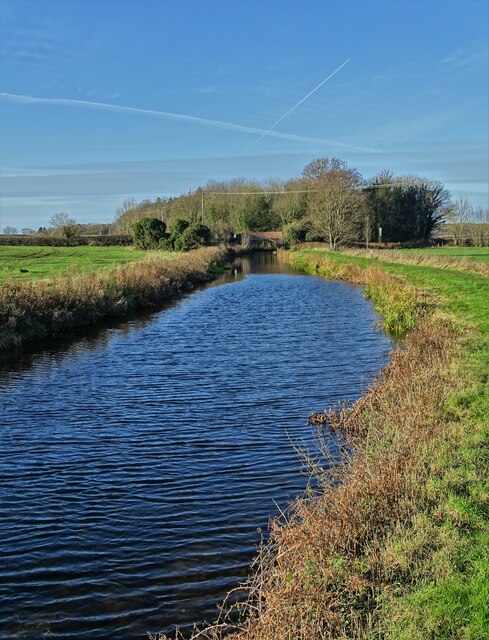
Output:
[
  {"xmin": 303, "ymin": 159, "xmax": 364, "ymax": 250},
  {"xmin": 283, "ymin": 219, "xmax": 313, "ymax": 247},
  {"xmin": 444, "ymin": 197, "xmax": 471, "ymax": 246},
  {"xmin": 131, "ymin": 218, "xmax": 167, "ymax": 249},
  {"xmin": 49, "ymin": 213, "xmax": 78, "ymax": 241},
  {"xmin": 365, "ymin": 174, "xmax": 449, "ymax": 242},
  {"xmin": 167, "ymin": 218, "xmax": 190, "ymax": 249},
  {"xmin": 2, "ymin": 226, "xmax": 18, "ymax": 234},
  {"xmin": 302, "ymin": 157, "xmax": 362, "ymax": 186},
  {"xmin": 177, "ymin": 223, "xmax": 212, "ymax": 251},
  {"xmin": 470, "ymin": 206, "xmax": 489, "ymax": 247},
  {"xmin": 21, "ymin": 228, "xmax": 35, "ymax": 235},
  {"xmin": 114, "ymin": 197, "xmax": 139, "ymax": 234}
]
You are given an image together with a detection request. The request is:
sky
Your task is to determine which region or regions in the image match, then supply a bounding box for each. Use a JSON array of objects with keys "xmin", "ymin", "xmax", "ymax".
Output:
[{"xmin": 0, "ymin": 0, "xmax": 488, "ymax": 230}]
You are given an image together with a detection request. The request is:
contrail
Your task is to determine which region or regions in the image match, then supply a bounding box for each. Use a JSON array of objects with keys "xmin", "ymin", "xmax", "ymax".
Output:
[
  {"xmin": 0, "ymin": 90, "xmax": 354, "ymax": 148},
  {"xmin": 246, "ymin": 59, "xmax": 351, "ymax": 152}
]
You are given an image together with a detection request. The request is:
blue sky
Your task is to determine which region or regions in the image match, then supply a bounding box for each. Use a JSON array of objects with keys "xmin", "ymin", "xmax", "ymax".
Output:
[{"xmin": 0, "ymin": 0, "xmax": 488, "ymax": 230}]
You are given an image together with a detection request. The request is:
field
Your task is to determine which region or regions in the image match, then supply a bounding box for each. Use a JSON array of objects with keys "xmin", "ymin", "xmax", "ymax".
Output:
[
  {"xmin": 0, "ymin": 245, "xmax": 154, "ymax": 281},
  {"xmin": 402, "ymin": 246, "xmax": 489, "ymax": 262}
]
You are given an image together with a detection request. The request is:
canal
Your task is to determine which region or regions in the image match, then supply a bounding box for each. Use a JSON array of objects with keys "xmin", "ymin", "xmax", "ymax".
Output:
[{"xmin": 0, "ymin": 254, "xmax": 393, "ymax": 638}]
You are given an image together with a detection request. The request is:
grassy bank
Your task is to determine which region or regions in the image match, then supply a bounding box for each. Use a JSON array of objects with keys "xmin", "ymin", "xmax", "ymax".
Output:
[
  {"xmin": 170, "ymin": 248, "xmax": 488, "ymax": 640},
  {"xmin": 402, "ymin": 246, "xmax": 489, "ymax": 262},
  {"xmin": 0, "ymin": 246, "xmax": 225, "ymax": 351},
  {"xmin": 343, "ymin": 247, "xmax": 489, "ymax": 278},
  {"xmin": 0, "ymin": 245, "xmax": 154, "ymax": 281}
]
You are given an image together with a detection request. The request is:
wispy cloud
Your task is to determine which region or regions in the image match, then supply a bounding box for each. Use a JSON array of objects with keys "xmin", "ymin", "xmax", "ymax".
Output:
[
  {"xmin": 440, "ymin": 44, "xmax": 488, "ymax": 69},
  {"xmin": 0, "ymin": 90, "xmax": 374, "ymax": 152},
  {"xmin": 0, "ymin": 27, "xmax": 64, "ymax": 62}
]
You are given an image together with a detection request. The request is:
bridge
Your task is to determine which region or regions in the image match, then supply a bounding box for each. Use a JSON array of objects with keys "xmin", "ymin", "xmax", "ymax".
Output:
[{"xmin": 234, "ymin": 231, "xmax": 284, "ymax": 247}]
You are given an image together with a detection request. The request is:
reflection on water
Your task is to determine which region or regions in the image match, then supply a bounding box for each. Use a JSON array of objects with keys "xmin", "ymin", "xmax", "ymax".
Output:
[{"xmin": 0, "ymin": 254, "xmax": 393, "ymax": 639}]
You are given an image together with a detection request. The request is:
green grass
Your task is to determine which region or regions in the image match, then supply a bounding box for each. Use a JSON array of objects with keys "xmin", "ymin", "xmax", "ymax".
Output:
[
  {"xmin": 402, "ymin": 246, "xmax": 489, "ymax": 262},
  {"xmin": 294, "ymin": 249, "xmax": 489, "ymax": 640},
  {"xmin": 0, "ymin": 245, "xmax": 166, "ymax": 281}
]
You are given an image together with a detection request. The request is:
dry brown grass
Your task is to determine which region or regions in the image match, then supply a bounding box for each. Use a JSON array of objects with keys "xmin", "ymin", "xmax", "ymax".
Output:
[{"xmin": 0, "ymin": 247, "xmax": 225, "ymax": 351}]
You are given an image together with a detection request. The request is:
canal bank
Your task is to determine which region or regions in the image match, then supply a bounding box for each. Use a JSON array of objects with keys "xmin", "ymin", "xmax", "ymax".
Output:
[
  {"xmin": 0, "ymin": 253, "xmax": 393, "ymax": 639},
  {"xmin": 0, "ymin": 246, "xmax": 226, "ymax": 352},
  {"xmin": 189, "ymin": 250, "xmax": 488, "ymax": 640}
]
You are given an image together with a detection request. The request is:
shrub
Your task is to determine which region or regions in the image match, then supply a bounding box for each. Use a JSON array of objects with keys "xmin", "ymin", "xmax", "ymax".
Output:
[
  {"xmin": 177, "ymin": 224, "xmax": 212, "ymax": 251},
  {"xmin": 283, "ymin": 220, "xmax": 313, "ymax": 247},
  {"xmin": 0, "ymin": 234, "xmax": 132, "ymax": 247},
  {"xmin": 167, "ymin": 219, "xmax": 190, "ymax": 250},
  {"xmin": 131, "ymin": 218, "xmax": 167, "ymax": 249}
]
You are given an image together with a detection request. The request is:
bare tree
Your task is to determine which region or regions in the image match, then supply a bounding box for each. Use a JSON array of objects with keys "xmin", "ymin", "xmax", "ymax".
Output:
[
  {"xmin": 2, "ymin": 226, "xmax": 18, "ymax": 235},
  {"xmin": 304, "ymin": 159, "xmax": 364, "ymax": 250},
  {"xmin": 445, "ymin": 197, "xmax": 471, "ymax": 246},
  {"xmin": 470, "ymin": 206, "xmax": 489, "ymax": 247},
  {"xmin": 114, "ymin": 197, "xmax": 139, "ymax": 234},
  {"xmin": 49, "ymin": 213, "xmax": 78, "ymax": 240},
  {"xmin": 309, "ymin": 173, "xmax": 364, "ymax": 250}
]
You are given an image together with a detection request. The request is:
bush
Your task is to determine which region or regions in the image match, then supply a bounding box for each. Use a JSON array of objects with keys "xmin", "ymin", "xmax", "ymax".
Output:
[
  {"xmin": 167, "ymin": 219, "xmax": 190, "ymax": 250},
  {"xmin": 283, "ymin": 220, "xmax": 314, "ymax": 247},
  {"xmin": 177, "ymin": 224, "xmax": 212, "ymax": 251},
  {"xmin": 131, "ymin": 218, "xmax": 167, "ymax": 249}
]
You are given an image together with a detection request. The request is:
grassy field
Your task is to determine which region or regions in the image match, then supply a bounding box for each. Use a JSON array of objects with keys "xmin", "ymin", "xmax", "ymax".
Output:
[
  {"xmin": 202, "ymin": 248, "xmax": 488, "ymax": 640},
  {"xmin": 0, "ymin": 245, "xmax": 155, "ymax": 281},
  {"xmin": 402, "ymin": 246, "xmax": 489, "ymax": 262}
]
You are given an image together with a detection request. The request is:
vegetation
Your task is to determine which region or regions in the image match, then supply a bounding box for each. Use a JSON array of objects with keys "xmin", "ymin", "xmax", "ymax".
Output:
[
  {"xmin": 444, "ymin": 198, "xmax": 489, "ymax": 247},
  {"xmin": 132, "ymin": 217, "xmax": 167, "ymax": 249},
  {"xmin": 0, "ymin": 245, "xmax": 151, "ymax": 281},
  {"xmin": 130, "ymin": 216, "xmax": 213, "ymax": 252},
  {"xmin": 0, "ymin": 246, "xmax": 225, "ymax": 350},
  {"xmin": 49, "ymin": 212, "xmax": 78, "ymax": 241},
  {"xmin": 112, "ymin": 158, "xmax": 482, "ymax": 250},
  {"xmin": 364, "ymin": 172, "xmax": 450, "ymax": 243},
  {"xmin": 158, "ymin": 248, "xmax": 489, "ymax": 640},
  {"xmin": 0, "ymin": 234, "xmax": 132, "ymax": 247}
]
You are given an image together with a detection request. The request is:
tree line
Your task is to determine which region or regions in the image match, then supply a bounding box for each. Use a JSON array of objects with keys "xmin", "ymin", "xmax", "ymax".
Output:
[
  {"xmin": 113, "ymin": 157, "xmax": 489, "ymax": 249},
  {"xmin": 5, "ymin": 157, "xmax": 487, "ymax": 249}
]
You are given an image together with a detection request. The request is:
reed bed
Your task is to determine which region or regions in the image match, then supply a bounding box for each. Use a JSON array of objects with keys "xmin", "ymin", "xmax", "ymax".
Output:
[{"xmin": 0, "ymin": 247, "xmax": 225, "ymax": 351}]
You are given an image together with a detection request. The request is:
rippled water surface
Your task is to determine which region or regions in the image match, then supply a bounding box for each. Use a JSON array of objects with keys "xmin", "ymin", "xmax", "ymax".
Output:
[{"xmin": 0, "ymin": 255, "xmax": 393, "ymax": 639}]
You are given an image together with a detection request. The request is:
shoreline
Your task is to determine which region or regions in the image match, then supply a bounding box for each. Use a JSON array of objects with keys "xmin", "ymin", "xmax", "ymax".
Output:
[
  {"xmin": 167, "ymin": 249, "xmax": 488, "ymax": 640},
  {"xmin": 0, "ymin": 246, "xmax": 226, "ymax": 353}
]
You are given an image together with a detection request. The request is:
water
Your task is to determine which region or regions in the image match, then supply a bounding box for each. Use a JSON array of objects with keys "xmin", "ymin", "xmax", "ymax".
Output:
[{"xmin": 0, "ymin": 254, "xmax": 393, "ymax": 639}]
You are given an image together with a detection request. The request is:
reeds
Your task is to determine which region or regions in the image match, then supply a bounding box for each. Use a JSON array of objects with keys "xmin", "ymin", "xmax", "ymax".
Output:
[{"xmin": 0, "ymin": 247, "xmax": 225, "ymax": 351}]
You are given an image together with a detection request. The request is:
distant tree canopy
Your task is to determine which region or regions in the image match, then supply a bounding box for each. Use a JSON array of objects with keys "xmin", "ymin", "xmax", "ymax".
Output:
[
  {"xmin": 113, "ymin": 158, "xmax": 463, "ymax": 250},
  {"xmin": 49, "ymin": 213, "xmax": 78, "ymax": 241},
  {"xmin": 364, "ymin": 172, "xmax": 450, "ymax": 242}
]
